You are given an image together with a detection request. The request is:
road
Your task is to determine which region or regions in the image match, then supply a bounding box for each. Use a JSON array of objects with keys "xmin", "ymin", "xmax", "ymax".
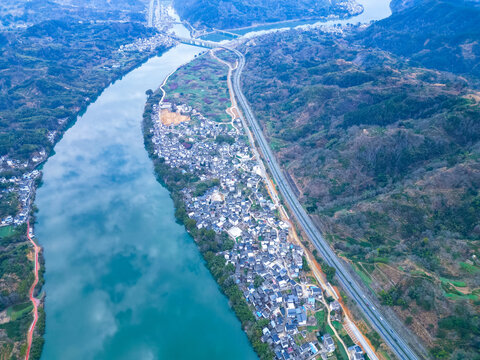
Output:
[
  {"xmin": 25, "ymin": 221, "xmax": 40, "ymax": 360},
  {"xmin": 229, "ymin": 48, "xmax": 421, "ymax": 360},
  {"xmin": 173, "ymin": 36, "xmax": 218, "ymax": 49},
  {"xmin": 214, "ymin": 46, "xmax": 373, "ymax": 359}
]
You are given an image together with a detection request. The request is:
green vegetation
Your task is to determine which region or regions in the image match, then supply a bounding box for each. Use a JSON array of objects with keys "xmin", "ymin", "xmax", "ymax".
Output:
[
  {"xmin": 312, "ymin": 250, "xmax": 335, "ymax": 283},
  {"xmin": 301, "ymin": 256, "xmax": 310, "ymax": 272},
  {"xmin": 0, "ymin": 310, "xmax": 32, "ymax": 341},
  {"xmin": 366, "ymin": 331, "xmax": 382, "ymax": 351},
  {"xmin": 215, "ymin": 134, "xmax": 235, "ymax": 145},
  {"xmin": 0, "ymin": 18, "xmax": 159, "ymax": 162},
  {"xmin": 0, "ymin": 225, "xmax": 14, "ymax": 237},
  {"xmin": 6, "ymin": 302, "xmax": 33, "ymax": 321},
  {"xmin": 440, "ymin": 277, "xmax": 466, "ymax": 288},
  {"xmin": 379, "ymin": 287, "xmax": 407, "ymax": 308},
  {"xmin": 433, "ymin": 305, "xmax": 480, "ymax": 359},
  {"xmin": 0, "ymin": 226, "xmax": 35, "ymax": 357},
  {"xmin": 241, "ymin": 6, "xmax": 480, "ymax": 356},
  {"xmin": 360, "ymin": 0, "xmax": 480, "ymax": 81},
  {"xmin": 459, "ymin": 262, "xmax": 480, "ymax": 274},
  {"xmin": 331, "ymin": 320, "xmax": 342, "ymax": 331},
  {"xmin": 254, "ymin": 274, "xmax": 264, "ymax": 288},
  {"xmin": 173, "ymin": 0, "xmax": 357, "ymax": 30},
  {"xmin": 323, "ymin": 323, "xmax": 349, "ymax": 360},
  {"xmin": 354, "ymin": 264, "xmax": 373, "ymax": 291},
  {"xmin": 164, "ymin": 53, "xmax": 231, "ymax": 122},
  {"xmin": 0, "ymin": 242, "xmax": 33, "ymax": 308},
  {"xmin": 0, "ymin": 193, "xmax": 19, "ymax": 219},
  {"xmin": 213, "ymin": 49, "xmax": 238, "ymax": 68},
  {"xmin": 193, "ymin": 178, "xmax": 220, "ymax": 197},
  {"xmin": 143, "ymin": 88, "xmax": 273, "ymax": 360},
  {"xmin": 0, "ymin": 1, "xmax": 169, "ymax": 358},
  {"xmin": 315, "ymin": 310, "xmax": 326, "ymax": 331},
  {"xmin": 29, "ymin": 307, "xmax": 46, "ymax": 360}
]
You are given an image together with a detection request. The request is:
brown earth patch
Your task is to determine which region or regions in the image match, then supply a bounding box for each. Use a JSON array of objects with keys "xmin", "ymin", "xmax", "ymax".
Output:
[
  {"xmin": 159, "ymin": 109, "xmax": 190, "ymax": 126},
  {"xmin": 464, "ymin": 92, "xmax": 480, "ymax": 104},
  {"xmin": 396, "ymin": 306, "xmax": 437, "ymax": 348},
  {"xmin": 0, "ymin": 310, "xmax": 10, "ymax": 325}
]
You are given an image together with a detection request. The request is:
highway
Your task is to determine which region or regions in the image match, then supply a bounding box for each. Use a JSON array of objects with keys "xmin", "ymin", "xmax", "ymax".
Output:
[{"xmin": 229, "ymin": 48, "xmax": 421, "ymax": 360}]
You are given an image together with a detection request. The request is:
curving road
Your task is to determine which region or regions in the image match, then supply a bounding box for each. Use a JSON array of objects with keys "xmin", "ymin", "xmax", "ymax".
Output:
[
  {"xmin": 25, "ymin": 221, "xmax": 40, "ymax": 360},
  {"xmin": 230, "ymin": 48, "xmax": 421, "ymax": 360}
]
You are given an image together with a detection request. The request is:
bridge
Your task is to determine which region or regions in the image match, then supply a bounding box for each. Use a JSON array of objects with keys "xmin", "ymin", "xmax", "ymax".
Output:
[
  {"xmin": 174, "ymin": 36, "xmax": 222, "ymax": 49},
  {"xmin": 209, "ymin": 29, "xmax": 240, "ymax": 38}
]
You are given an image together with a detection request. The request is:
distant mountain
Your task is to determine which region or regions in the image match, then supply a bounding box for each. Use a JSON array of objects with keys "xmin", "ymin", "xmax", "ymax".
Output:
[
  {"xmin": 358, "ymin": 0, "xmax": 480, "ymax": 81},
  {"xmin": 389, "ymin": 0, "xmax": 424, "ymax": 13},
  {"xmin": 173, "ymin": 0, "xmax": 362, "ymax": 29},
  {"xmin": 0, "ymin": 0, "xmax": 147, "ymax": 28}
]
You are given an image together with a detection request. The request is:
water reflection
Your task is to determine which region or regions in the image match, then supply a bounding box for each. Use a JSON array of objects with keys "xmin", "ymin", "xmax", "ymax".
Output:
[{"xmin": 37, "ymin": 45, "xmax": 257, "ymax": 360}]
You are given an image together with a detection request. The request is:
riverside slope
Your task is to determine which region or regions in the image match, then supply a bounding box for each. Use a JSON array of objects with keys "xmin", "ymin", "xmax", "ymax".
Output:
[{"xmin": 231, "ymin": 49, "xmax": 423, "ymax": 360}]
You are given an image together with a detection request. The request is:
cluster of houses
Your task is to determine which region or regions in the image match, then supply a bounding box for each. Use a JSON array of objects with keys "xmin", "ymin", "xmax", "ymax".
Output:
[
  {"xmin": 0, "ymin": 169, "xmax": 41, "ymax": 227},
  {"xmin": 334, "ymin": 0, "xmax": 364, "ymax": 18},
  {"xmin": 118, "ymin": 33, "xmax": 176, "ymax": 54},
  {"xmin": 149, "ymin": 100, "xmax": 366, "ymax": 360}
]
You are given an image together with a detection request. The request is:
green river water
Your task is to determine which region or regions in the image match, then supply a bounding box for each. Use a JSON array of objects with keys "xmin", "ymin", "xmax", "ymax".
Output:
[{"xmin": 35, "ymin": 44, "xmax": 257, "ymax": 359}]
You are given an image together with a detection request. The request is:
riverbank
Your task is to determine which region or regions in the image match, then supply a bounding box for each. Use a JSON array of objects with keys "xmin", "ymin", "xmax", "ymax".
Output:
[
  {"xmin": 17, "ymin": 44, "xmax": 174, "ymax": 360},
  {"xmin": 35, "ymin": 42, "xmax": 256, "ymax": 359},
  {"xmin": 140, "ymin": 48, "xmax": 375, "ymax": 360},
  {"xmin": 142, "ymin": 89, "xmax": 273, "ymax": 360},
  {"xmin": 25, "ymin": 222, "xmax": 40, "ymax": 360},
  {"xmin": 174, "ymin": 0, "xmax": 363, "ymax": 32}
]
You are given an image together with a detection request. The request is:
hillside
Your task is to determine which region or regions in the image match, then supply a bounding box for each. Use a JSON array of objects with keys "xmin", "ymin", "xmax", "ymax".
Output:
[
  {"xmin": 0, "ymin": 2, "xmax": 172, "ymax": 358},
  {"xmin": 359, "ymin": 0, "xmax": 480, "ymax": 81},
  {"xmin": 240, "ymin": 16, "xmax": 480, "ymax": 360},
  {"xmin": 0, "ymin": 20, "xmax": 158, "ymax": 161},
  {"xmin": 173, "ymin": 0, "xmax": 362, "ymax": 30},
  {"xmin": 0, "ymin": 0, "xmax": 148, "ymax": 29},
  {"xmin": 389, "ymin": 0, "xmax": 423, "ymax": 13}
]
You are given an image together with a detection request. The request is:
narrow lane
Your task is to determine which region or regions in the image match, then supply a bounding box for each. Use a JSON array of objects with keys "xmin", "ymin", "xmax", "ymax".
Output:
[{"xmin": 25, "ymin": 221, "xmax": 40, "ymax": 360}]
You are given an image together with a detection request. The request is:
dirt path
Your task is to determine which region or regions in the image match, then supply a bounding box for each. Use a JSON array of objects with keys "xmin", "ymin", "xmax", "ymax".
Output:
[
  {"xmin": 25, "ymin": 221, "xmax": 40, "ymax": 360},
  {"xmin": 210, "ymin": 49, "xmax": 282, "ymax": 209},
  {"xmin": 210, "ymin": 49, "xmax": 243, "ymax": 133}
]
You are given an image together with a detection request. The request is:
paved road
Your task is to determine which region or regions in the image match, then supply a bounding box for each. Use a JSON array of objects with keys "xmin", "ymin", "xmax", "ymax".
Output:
[
  {"xmin": 25, "ymin": 221, "xmax": 40, "ymax": 360},
  {"xmin": 230, "ymin": 48, "xmax": 421, "ymax": 360},
  {"xmin": 174, "ymin": 36, "xmax": 218, "ymax": 49}
]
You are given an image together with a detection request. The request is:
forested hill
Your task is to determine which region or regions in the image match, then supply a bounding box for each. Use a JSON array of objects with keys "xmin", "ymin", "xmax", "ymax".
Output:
[
  {"xmin": 172, "ymin": 0, "xmax": 361, "ymax": 29},
  {"xmin": 389, "ymin": 0, "xmax": 423, "ymax": 13},
  {"xmin": 240, "ymin": 1, "xmax": 480, "ymax": 358},
  {"xmin": 0, "ymin": 20, "xmax": 156, "ymax": 161},
  {"xmin": 0, "ymin": 0, "xmax": 148, "ymax": 28},
  {"xmin": 358, "ymin": 0, "xmax": 480, "ymax": 81}
]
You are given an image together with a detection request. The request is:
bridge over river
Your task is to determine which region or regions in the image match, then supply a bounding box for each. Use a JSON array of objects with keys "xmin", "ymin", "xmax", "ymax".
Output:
[{"xmin": 173, "ymin": 36, "xmax": 222, "ymax": 49}]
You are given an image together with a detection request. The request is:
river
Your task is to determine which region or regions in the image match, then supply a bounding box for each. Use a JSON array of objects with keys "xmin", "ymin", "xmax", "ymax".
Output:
[
  {"xmin": 202, "ymin": 0, "xmax": 391, "ymax": 40},
  {"xmin": 36, "ymin": 1, "xmax": 391, "ymax": 359},
  {"xmin": 36, "ymin": 44, "xmax": 257, "ymax": 359}
]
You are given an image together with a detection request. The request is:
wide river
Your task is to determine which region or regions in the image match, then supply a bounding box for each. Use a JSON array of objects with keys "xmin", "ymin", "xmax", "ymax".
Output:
[
  {"xmin": 36, "ymin": 44, "xmax": 257, "ymax": 359},
  {"xmin": 36, "ymin": 1, "xmax": 391, "ymax": 358}
]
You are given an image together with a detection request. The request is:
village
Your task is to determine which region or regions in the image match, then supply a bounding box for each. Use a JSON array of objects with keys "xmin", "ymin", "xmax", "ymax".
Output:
[
  {"xmin": 148, "ymin": 98, "xmax": 367, "ymax": 360},
  {"xmin": 0, "ymin": 155, "xmax": 42, "ymax": 228},
  {"xmin": 118, "ymin": 33, "xmax": 176, "ymax": 54}
]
